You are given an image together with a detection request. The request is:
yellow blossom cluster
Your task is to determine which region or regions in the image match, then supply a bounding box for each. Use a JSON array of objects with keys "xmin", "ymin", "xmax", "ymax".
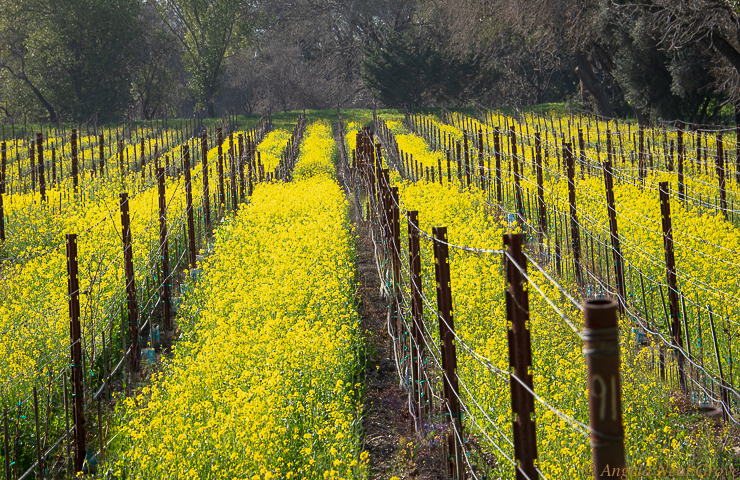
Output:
[{"xmin": 255, "ymin": 129, "xmax": 292, "ymax": 171}]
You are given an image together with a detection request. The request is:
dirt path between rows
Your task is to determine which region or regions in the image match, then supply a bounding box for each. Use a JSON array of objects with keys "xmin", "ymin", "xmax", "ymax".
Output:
[{"xmin": 334, "ymin": 123, "xmax": 445, "ymax": 479}]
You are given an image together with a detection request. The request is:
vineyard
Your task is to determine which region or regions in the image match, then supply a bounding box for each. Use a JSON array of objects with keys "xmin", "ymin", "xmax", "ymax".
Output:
[{"xmin": 0, "ymin": 107, "xmax": 739, "ymax": 479}]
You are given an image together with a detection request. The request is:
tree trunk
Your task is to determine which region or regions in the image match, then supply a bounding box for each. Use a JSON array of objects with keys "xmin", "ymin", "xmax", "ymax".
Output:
[
  {"xmin": 711, "ymin": 30, "xmax": 740, "ymax": 76},
  {"xmin": 574, "ymin": 51, "xmax": 614, "ymax": 118},
  {"xmin": 631, "ymin": 106, "xmax": 650, "ymax": 126},
  {"xmin": 206, "ymin": 87, "xmax": 216, "ymax": 118}
]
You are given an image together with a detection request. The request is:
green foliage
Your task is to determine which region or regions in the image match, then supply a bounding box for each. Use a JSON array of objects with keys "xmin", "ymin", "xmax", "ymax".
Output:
[
  {"xmin": 361, "ymin": 29, "xmax": 493, "ymax": 108},
  {"xmin": 0, "ymin": 0, "xmax": 141, "ymax": 123},
  {"xmin": 608, "ymin": 15, "xmax": 722, "ymax": 123},
  {"xmin": 158, "ymin": 0, "xmax": 256, "ymax": 117}
]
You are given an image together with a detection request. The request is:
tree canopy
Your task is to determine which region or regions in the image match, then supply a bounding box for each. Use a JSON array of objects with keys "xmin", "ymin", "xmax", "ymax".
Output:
[{"xmin": 0, "ymin": 0, "xmax": 738, "ymax": 124}]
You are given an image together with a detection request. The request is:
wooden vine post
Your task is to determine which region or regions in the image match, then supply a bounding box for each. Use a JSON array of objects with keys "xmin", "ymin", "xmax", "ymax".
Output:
[
  {"xmin": 201, "ymin": 132, "xmax": 210, "ymax": 228},
  {"xmin": 504, "ymin": 233, "xmax": 538, "ymax": 480},
  {"xmin": 0, "ymin": 185, "xmax": 4, "ymax": 243},
  {"xmin": 217, "ymin": 128, "xmax": 225, "ymax": 210},
  {"xmin": 511, "ymin": 125, "xmax": 524, "ymax": 225},
  {"xmin": 229, "ymin": 132, "xmax": 238, "ymax": 210},
  {"xmin": 408, "ymin": 211, "xmax": 429, "ymax": 423},
  {"xmin": 736, "ymin": 123, "xmax": 740, "ymax": 187},
  {"xmin": 99, "ymin": 134, "xmax": 105, "ymax": 177},
  {"xmin": 494, "ymin": 128, "xmax": 502, "ymax": 203},
  {"xmin": 638, "ymin": 125, "xmax": 645, "ymax": 180},
  {"xmin": 564, "ymin": 143, "xmax": 582, "ymax": 284},
  {"xmin": 535, "ymin": 131, "xmax": 547, "ymax": 236},
  {"xmin": 65, "ymin": 233, "xmax": 86, "ymax": 473},
  {"xmin": 238, "ymin": 133, "xmax": 245, "ymax": 202},
  {"xmin": 140, "ymin": 138, "xmax": 146, "ymax": 179},
  {"xmin": 677, "ymin": 124, "xmax": 685, "ymax": 202},
  {"xmin": 120, "ymin": 193, "xmax": 140, "ymax": 373},
  {"xmin": 184, "ymin": 145, "xmax": 197, "ymax": 269},
  {"xmin": 71, "ymin": 129, "xmax": 79, "ymax": 191},
  {"xmin": 37, "ymin": 133, "xmax": 46, "ymax": 203},
  {"xmin": 118, "ymin": 138, "xmax": 126, "ymax": 180},
  {"xmin": 717, "ymin": 133, "xmax": 727, "ymax": 218},
  {"xmin": 583, "ymin": 299, "xmax": 626, "ymax": 478},
  {"xmin": 157, "ymin": 168, "xmax": 172, "ymax": 330},
  {"xmin": 463, "ymin": 130, "xmax": 471, "ymax": 187},
  {"xmin": 578, "ymin": 128, "xmax": 586, "ymax": 179},
  {"xmin": 478, "ymin": 128, "xmax": 485, "ymax": 190},
  {"xmin": 658, "ymin": 182, "xmax": 686, "ymax": 391},
  {"xmin": 1, "ymin": 141, "xmax": 6, "ymax": 194},
  {"xmin": 432, "ymin": 227, "xmax": 465, "ymax": 480},
  {"xmin": 605, "ymin": 131, "xmax": 625, "ymax": 305}
]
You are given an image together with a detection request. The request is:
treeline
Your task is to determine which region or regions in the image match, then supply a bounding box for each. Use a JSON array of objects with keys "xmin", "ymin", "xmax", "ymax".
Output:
[{"xmin": 1, "ymin": 0, "xmax": 739, "ymax": 125}]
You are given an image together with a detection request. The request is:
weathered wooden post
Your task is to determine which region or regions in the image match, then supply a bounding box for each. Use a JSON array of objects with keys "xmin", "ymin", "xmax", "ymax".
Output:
[
  {"xmin": 583, "ymin": 299, "xmax": 626, "ymax": 479},
  {"xmin": 504, "ymin": 233, "xmax": 538, "ymax": 480}
]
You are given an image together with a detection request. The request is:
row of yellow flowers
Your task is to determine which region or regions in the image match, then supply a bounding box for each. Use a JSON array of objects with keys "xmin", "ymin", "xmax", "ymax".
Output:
[{"xmin": 111, "ymin": 121, "xmax": 367, "ymax": 479}]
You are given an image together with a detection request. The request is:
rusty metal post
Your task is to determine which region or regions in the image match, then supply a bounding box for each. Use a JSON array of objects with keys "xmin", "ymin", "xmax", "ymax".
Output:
[
  {"xmin": 432, "ymin": 227, "xmax": 465, "ymax": 480},
  {"xmin": 504, "ymin": 233, "xmax": 538, "ymax": 480},
  {"xmin": 583, "ymin": 299, "xmax": 626, "ymax": 479},
  {"xmin": 157, "ymin": 168, "xmax": 172, "ymax": 330},
  {"xmin": 66, "ymin": 234, "xmax": 86, "ymax": 473},
  {"xmin": 120, "ymin": 193, "xmax": 140, "ymax": 373},
  {"xmin": 659, "ymin": 182, "xmax": 686, "ymax": 391},
  {"xmin": 71, "ymin": 129, "xmax": 79, "ymax": 191},
  {"xmin": 535, "ymin": 132, "xmax": 547, "ymax": 235},
  {"xmin": 605, "ymin": 132, "xmax": 625, "ymax": 307},
  {"xmin": 36, "ymin": 133, "xmax": 46, "ymax": 203},
  {"xmin": 184, "ymin": 145, "xmax": 197, "ymax": 269},
  {"xmin": 565, "ymin": 143, "xmax": 582, "ymax": 284}
]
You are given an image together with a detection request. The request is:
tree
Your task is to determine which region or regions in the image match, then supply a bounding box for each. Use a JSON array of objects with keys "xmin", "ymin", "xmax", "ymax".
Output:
[
  {"xmin": 0, "ymin": 0, "xmax": 141, "ymax": 123},
  {"xmin": 623, "ymin": 0, "xmax": 740, "ymax": 109},
  {"xmin": 362, "ymin": 28, "xmax": 490, "ymax": 107},
  {"xmin": 158, "ymin": 0, "xmax": 256, "ymax": 117},
  {"xmin": 131, "ymin": 3, "xmax": 182, "ymax": 120}
]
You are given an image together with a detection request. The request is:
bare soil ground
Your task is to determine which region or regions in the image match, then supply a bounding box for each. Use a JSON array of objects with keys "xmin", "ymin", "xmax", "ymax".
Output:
[{"xmin": 334, "ymin": 124, "xmax": 445, "ymax": 479}]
